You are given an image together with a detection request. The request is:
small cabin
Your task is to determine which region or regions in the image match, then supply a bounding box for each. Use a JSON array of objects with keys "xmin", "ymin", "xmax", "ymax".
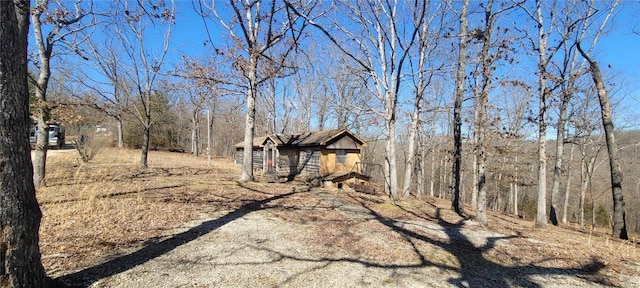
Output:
[{"xmin": 234, "ymin": 129, "xmax": 369, "ymax": 185}]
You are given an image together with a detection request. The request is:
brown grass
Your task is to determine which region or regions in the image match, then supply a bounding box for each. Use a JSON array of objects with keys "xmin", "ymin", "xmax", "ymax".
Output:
[
  {"xmin": 39, "ymin": 148, "xmax": 247, "ymax": 277},
  {"xmin": 38, "ymin": 148, "xmax": 640, "ymax": 286}
]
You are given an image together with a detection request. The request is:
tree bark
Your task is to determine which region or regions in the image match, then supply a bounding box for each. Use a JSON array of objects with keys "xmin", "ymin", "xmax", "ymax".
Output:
[
  {"xmin": 31, "ymin": 1, "xmax": 54, "ymax": 188},
  {"xmin": 562, "ymin": 143, "xmax": 575, "ymax": 225},
  {"xmin": 514, "ymin": 155, "xmax": 519, "ymax": 216},
  {"xmin": 240, "ymin": 54, "xmax": 258, "ymax": 182},
  {"xmin": 534, "ymin": 0, "xmax": 548, "ymax": 227},
  {"xmin": 401, "ymin": 97, "xmax": 420, "ymax": 198},
  {"xmin": 577, "ymin": 43, "xmax": 628, "ymax": 239},
  {"xmin": 430, "ymin": 147, "xmax": 436, "ymax": 197},
  {"xmin": 579, "ymin": 147, "xmax": 587, "ymax": 230},
  {"xmin": 416, "ymin": 146, "xmax": 424, "ymax": 199},
  {"xmin": 385, "ymin": 109, "xmax": 399, "ymax": 200},
  {"xmin": 140, "ymin": 122, "xmax": 150, "ymax": 169},
  {"xmin": 191, "ymin": 108, "xmax": 200, "ymax": 157},
  {"xmin": 550, "ymin": 95, "xmax": 569, "ymax": 226},
  {"xmin": 471, "ymin": 107, "xmax": 478, "ymax": 209},
  {"xmin": 0, "ymin": 0, "xmax": 47, "ymax": 285},
  {"xmin": 117, "ymin": 117, "xmax": 124, "ymax": 148},
  {"xmin": 451, "ymin": 0, "xmax": 468, "ymax": 216}
]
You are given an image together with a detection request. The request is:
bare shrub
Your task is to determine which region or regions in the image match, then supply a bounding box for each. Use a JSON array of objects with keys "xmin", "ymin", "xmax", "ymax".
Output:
[{"xmin": 73, "ymin": 132, "xmax": 107, "ymax": 162}]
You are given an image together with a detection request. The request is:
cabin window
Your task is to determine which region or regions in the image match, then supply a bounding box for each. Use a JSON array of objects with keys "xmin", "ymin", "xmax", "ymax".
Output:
[{"xmin": 336, "ymin": 149, "xmax": 346, "ymax": 164}]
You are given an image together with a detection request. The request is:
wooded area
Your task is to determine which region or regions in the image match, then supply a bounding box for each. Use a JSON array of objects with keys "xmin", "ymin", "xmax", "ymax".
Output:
[
  {"xmin": 2, "ymin": 0, "xmax": 640, "ymax": 285},
  {"xmin": 24, "ymin": 0, "xmax": 640, "ymax": 233}
]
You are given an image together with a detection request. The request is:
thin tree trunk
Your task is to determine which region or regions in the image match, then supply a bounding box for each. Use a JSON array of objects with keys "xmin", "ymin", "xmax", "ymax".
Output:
[
  {"xmin": 416, "ymin": 151, "xmax": 424, "ymax": 199},
  {"xmin": 508, "ymin": 182, "xmax": 514, "ymax": 214},
  {"xmin": 430, "ymin": 147, "xmax": 436, "ymax": 197},
  {"xmin": 439, "ymin": 155, "xmax": 445, "ymax": 199},
  {"xmin": 579, "ymin": 151, "xmax": 588, "ymax": 230},
  {"xmin": 0, "ymin": 1, "xmax": 47, "ymax": 285},
  {"xmin": 31, "ymin": 4, "xmax": 54, "ymax": 188},
  {"xmin": 140, "ymin": 122, "xmax": 150, "ymax": 169},
  {"xmin": 402, "ymin": 96, "xmax": 421, "ymax": 198},
  {"xmin": 577, "ymin": 43, "xmax": 628, "ymax": 239},
  {"xmin": 497, "ymin": 169, "xmax": 503, "ymax": 211},
  {"xmin": 191, "ymin": 109, "xmax": 199, "ymax": 156},
  {"xmin": 451, "ymin": 0, "xmax": 469, "ymax": 215},
  {"xmin": 562, "ymin": 143, "xmax": 575, "ymax": 224},
  {"xmin": 514, "ymin": 155, "xmax": 519, "ymax": 216},
  {"xmin": 117, "ymin": 117, "xmax": 124, "ymax": 148}
]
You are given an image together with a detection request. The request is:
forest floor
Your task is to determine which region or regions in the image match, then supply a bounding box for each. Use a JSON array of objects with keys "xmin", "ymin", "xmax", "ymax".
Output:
[{"xmin": 37, "ymin": 148, "xmax": 640, "ymax": 287}]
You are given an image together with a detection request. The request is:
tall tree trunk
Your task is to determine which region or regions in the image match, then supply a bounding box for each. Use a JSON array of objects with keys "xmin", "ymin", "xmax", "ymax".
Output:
[
  {"xmin": 579, "ymin": 149, "xmax": 589, "ymax": 230},
  {"xmin": 140, "ymin": 122, "xmax": 150, "ymax": 169},
  {"xmin": 471, "ymin": 107, "xmax": 478, "ymax": 209},
  {"xmin": 416, "ymin": 140, "xmax": 424, "ymax": 199},
  {"xmin": 240, "ymin": 55, "xmax": 258, "ymax": 182},
  {"xmin": 534, "ymin": 0, "xmax": 548, "ymax": 227},
  {"xmin": 577, "ymin": 44, "xmax": 628, "ymax": 239},
  {"xmin": 404, "ymin": 13, "xmax": 430, "ymax": 197},
  {"xmin": 31, "ymin": 2, "xmax": 54, "ymax": 188},
  {"xmin": 439, "ymin": 155, "xmax": 446, "ymax": 199},
  {"xmin": 402, "ymin": 102, "xmax": 420, "ymax": 197},
  {"xmin": 117, "ymin": 117, "xmax": 124, "ymax": 148},
  {"xmin": 191, "ymin": 109, "xmax": 199, "ymax": 156},
  {"xmin": 451, "ymin": 0, "xmax": 469, "ymax": 215},
  {"xmin": 0, "ymin": 1, "xmax": 47, "ymax": 285},
  {"xmin": 385, "ymin": 110, "xmax": 399, "ymax": 201},
  {"xmin": 562, "ymin": 143, "xmax": 575, "ymax": 224},
  {"xmin": 430, "ymin": 147, "xmax": 436, "ymax": 197},
  {"xmin": 416, "ymin": 148, "xmax": 424, "ymax": 199},
  {"xmin": 550, "ymin": 96, "xmax": 569, "ymax": 225},
  {"xmin": 514, "ymin": 155, "xmax": 519, "ymax": 216},
  {"xmin": 474, "ymin": 0, "xmax": 496, "ymax": 225}
]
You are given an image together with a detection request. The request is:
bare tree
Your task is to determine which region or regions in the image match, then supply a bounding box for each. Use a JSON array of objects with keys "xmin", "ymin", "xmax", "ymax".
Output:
[
  {"xmin": 562, "ymin": 143, "xmax": 575, "ymax": 224},
  {"xmin": 450, "ymin": 0, "xmax": 468, "ymax": 215},
  {"xmin": 571, "ymin": 90, "xmax": 603, "ymax": 230},
  {"xmin": 30, "ymin": 0, "xmax": 93, "ymax": 187},
  {"xmin": 577, "ymin": 42, "xmax": 628, "ymax": 239},
  {"xmin": 288, "ymin": 0, "xmax": 426, "ymax": 200},
  {"xmin": 326, "ymin": 54, "xmax": 374, "ymax": 131},
  {"xmin": 548, "ymin": 0, "xmax": 614, "ymax": 226},
  {"xmin": 518, "ymin": 0, "xmax": 563, "ymax": 227},
  {"xmin": 401, "ymin": 0, "xmax": 446, "ymax": 198},
  {"xmin": 0, "ymin": 0, "xmax": 47, "ymax": 285},
  {"xmin": 173, "ymin": 56, "xmax": 223, "ymax": 156},
  {"xmin": 76, "ymin": 36, "xmax": 129, "ymax": 149},
  {"xmin": 201, "ymin": 0, "xmax": 309, "ymax": 182},
  {"xmin": 111, "ymin": 0, "xmax": 174, "ymax": 168}
]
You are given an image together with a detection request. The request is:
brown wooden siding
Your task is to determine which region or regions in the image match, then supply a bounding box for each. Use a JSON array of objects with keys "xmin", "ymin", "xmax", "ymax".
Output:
[
  {"xmin": 319, "ymin": 149, "xmax": 361, "ymax": 176},
  {"xmin": 326, "ymin": 136, "xmax": 363, "ymax": 150},
  {"xmin": 234, "ymin": 148, "xmax": 264, "ymax": 169},
  {"xmin": 277, "ymin": 147, "xmax": 320, "ymax": 178}
]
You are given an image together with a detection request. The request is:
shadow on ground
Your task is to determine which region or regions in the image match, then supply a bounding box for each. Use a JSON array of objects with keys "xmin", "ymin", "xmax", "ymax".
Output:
[
  {"xmin": 53, "ymin": 186, "xmax": 609, "ymax": 287},
  {"xmin": 54, "ymin": 183, "xmax": 298, "ymax": 287}
]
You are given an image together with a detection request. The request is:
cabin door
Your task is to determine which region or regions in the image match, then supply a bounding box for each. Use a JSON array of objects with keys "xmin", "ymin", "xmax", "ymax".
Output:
[
  {"xmin": 265, "ymin": 141, "xmax": 276, "ymax": 174},
  {"xmin": 267, "ymin": 148, "xmax": 275, "ymax": 173}
]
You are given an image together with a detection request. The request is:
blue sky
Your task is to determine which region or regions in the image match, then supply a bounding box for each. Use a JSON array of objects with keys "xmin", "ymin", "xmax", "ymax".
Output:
[
  {"xmin": 36, "ymin": 1, "xmax": 638, "ymax": 133},
  {"xmin": 166, "ymin": 1, "xmax": 640, "ymax": 132},
  {"xmin": 169, "ymin": 2, "xmax": 640, "ymax": 82}
]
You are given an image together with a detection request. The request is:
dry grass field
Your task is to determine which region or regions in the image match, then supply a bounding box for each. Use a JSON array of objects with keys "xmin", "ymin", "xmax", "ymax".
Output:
[{"xmin": 38, "ymin": 148, "xmax": 640, "ymax": 287}]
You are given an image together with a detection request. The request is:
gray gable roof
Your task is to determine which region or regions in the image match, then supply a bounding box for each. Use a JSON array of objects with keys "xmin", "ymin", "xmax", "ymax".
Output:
[{"xmin": 234, "ymin": 129, "xmax": 366, "ymax": 148}]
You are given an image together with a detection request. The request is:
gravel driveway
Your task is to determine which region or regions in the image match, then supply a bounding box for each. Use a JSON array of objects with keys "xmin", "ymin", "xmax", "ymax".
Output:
[{"xmin": 55, "ymin": 187, "xmax": 637, "ymax": 288}]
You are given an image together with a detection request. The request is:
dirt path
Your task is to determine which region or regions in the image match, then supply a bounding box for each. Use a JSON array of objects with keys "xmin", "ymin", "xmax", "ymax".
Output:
[{"xmin": 55, "ymin": 187, "xmax": 637, "ymax": 288}]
